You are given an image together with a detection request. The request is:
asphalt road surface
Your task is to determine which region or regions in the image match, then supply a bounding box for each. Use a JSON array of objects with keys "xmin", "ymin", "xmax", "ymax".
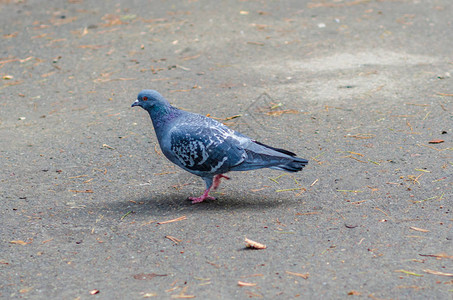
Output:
[{"xmin": 1, "ymin": 0, "xmax": 452, "ymax": 299}]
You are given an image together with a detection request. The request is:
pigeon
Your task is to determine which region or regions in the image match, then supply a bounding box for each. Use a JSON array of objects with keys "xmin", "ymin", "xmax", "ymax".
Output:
[{"xmin": 131, "ymin": 90, "xmax": 308, "ymax": 203}]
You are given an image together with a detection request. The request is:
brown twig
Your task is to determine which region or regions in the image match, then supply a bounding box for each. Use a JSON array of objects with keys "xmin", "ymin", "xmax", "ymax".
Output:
[
  {"xmin": 423, "ymin": 269, "xmax": 453, "ymax": 277},
  {"xmin": 238, "ymin": 281, "xmax": 257, "ymax": 287},
  {"xmin": 285, "ymin": 271, "xmax": 309, "ymax": 279},
  {"xmin": 157, "ymin": 216, "xmax": 187, "ymax": 225},
  {"xmin": 165, "ymin": 236, "xmax": 182, "ymax": 244}
]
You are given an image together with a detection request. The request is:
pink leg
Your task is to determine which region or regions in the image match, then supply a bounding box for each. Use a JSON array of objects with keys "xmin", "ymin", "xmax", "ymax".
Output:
[
  {"xmin": 188, "ymin": 188, "xmax": 216, "ymax": 204},
  {"xmin": 212, "ymin": 174, "xmax": 230, "ymax": 191},
  {"xmin": 189, "ymin": 174, "xmax": 231, "ymax": 204}
]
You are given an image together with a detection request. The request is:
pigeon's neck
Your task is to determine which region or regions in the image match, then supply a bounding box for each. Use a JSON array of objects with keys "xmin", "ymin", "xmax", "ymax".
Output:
[{"xmin": 148, "ymin": 104, "xmax": 180, "ymax": 133}]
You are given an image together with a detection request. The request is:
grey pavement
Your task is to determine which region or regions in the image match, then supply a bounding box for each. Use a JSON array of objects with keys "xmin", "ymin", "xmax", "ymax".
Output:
[{"xmin": 0, "ymin": 0, "xmax": 452, "ymax": 299}]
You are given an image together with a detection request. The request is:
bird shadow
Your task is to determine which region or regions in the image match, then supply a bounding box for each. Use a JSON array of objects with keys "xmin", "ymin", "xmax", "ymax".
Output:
[{"xmin": 104, "ymin": 190, "xmax": 285, "ymax": 218}]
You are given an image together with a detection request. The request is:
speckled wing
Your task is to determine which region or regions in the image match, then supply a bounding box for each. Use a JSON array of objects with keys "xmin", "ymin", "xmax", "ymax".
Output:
[{"xmin": 168, "ymin": 124, "xmax": 246, "ymax": 175}]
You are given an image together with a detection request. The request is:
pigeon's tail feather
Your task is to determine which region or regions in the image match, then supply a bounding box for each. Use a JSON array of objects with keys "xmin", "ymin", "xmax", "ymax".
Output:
[
  {"xmin": 270, "ymin": 157, "xmax": 308, "ymax": 172},
  {"xmin": 253, "ymin": 141, "xmax": 297, "ymax": 157}
]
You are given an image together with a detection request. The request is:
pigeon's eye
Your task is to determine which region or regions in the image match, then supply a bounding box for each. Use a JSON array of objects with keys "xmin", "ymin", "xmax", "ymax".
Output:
[{"xmin": 143, "ymin": 96, "xmax": 148, "ymax": 101}]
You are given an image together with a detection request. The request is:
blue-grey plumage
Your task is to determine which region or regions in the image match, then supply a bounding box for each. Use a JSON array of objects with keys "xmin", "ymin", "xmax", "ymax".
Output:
[{"xmin": 132, "ymin": 89, "xmax": 308, "ymax": 203}]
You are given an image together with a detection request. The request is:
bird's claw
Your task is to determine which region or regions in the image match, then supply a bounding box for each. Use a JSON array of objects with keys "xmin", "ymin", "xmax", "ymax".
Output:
[{"xmin": 189, "ymin": 195, "xmax": 216, "ymax": 204}]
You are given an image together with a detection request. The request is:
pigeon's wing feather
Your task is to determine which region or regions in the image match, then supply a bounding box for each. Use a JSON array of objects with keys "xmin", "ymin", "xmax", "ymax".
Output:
[{"xmin": 167, "ymin": 121, "xmax": 246, "ymax": 175}]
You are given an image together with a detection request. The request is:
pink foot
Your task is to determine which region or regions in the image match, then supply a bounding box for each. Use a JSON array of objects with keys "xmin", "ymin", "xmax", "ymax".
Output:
[
  {"xmin": 212, "ymin": 174, "xmax": 230, "ymax": 191},
  {"xmin": 188, "ymin": 188, "xmax": 216, "ymax": 204}
]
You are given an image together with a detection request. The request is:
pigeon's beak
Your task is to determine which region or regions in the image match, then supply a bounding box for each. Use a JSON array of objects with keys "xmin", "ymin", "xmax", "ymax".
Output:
[{"xmin": 131, "ymin": 99, "xmax": 140, "ymax": 107}]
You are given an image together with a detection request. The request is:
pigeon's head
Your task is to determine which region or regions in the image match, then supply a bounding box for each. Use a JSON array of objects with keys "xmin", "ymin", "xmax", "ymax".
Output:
[{"xmin": 131, "ymin": 90, "xmax": 168, "ymax": 111}]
